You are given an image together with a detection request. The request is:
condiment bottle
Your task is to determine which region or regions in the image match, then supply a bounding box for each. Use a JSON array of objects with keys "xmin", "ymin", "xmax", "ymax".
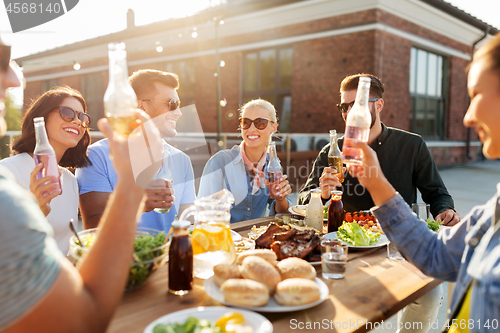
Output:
[
  {"xmin": 267, "ymin": 141, "xmax": 283, "ymax": 199},
  {"xmin": 103, "ymin": 42, "xmax": 140, "ymax": 136},
  {"xmin": 33, "ymin": 117, "xmax": 62, "ymax": 196},
  {"xmin": 152, "ymin": 145, "xmax": 173, "ymax": 214},
  {"xmin": 168, "ymin": 220, "xmax": 193, "ymax": 295},
  {"xmin": 342, "ymin": 77, "xmax": 371, "ymax": 165},
  {"xmin": 307, "ymin": 189, "xmax": 324, "ymax": 232},
  {"xmin": 328, "ymin": 190, "xmax": 345, "ymax": 233},
  {"xmin": 328, "ymin": 129, "xmax": 344, "ymax": 183}
]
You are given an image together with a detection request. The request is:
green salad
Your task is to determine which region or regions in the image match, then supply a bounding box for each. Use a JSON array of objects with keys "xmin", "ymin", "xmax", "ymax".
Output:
[
  {"xmin": 426, "ymin": 218, "xmax": 443, "ymax": 232},
  {"xmin": 323, "ymin": 205, "xmax": 328, "ymax": 219},
  {"xmin": 153, "ymin": 316, "xmax": 222, "ymax": 333},
  {"xmin": 337, "ymin": 221, "xmax": 380, "ymax": 246},
  {"xmin": 74, "ymin": 231, "xmax": 167, "ymax": 290}
]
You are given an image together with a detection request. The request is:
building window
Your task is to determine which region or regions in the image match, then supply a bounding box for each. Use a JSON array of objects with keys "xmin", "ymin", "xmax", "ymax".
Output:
[
  {"xmin": 409, "ymin": 47, "xmax": 446, "ymax": 139},
  {"xmin": 42, "ymin": 79, "xmax": 59, "ymax": 92},
  {"xmin": 80, "ymin": 72, "xmax": 105, "ymax": 130},
  {"xmin": 159, "ymin": 59, "xmax": 196, "ymax": 133},
  {"xmin": 243, "ymin": 47, "xmax": 292, "ymax": 132}
]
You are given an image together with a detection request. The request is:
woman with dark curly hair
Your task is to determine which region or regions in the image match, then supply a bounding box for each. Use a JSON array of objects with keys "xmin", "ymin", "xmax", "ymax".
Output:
[{"xmin": 0, "ymin": 85, "xmax": 91, "ymax": 252}]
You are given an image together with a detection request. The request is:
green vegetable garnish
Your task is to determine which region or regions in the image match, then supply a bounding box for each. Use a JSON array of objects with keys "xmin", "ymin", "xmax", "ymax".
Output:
[
  {"xmin": 153, "ymin": 316, "xmax": 222, "ymax": 333},
  {"xmin": 323, "ymin": 205, "xmax": 328, "ymax": 219},
  {"xmin": 73, "ymin": 231, "xmax": 167, "ymax": 290},
  {"xmin": 337, "ymin": 221, "xmax": 380, "ymax": 246},
  {"xmin": 426, "ymin": 218, "xmax": 443, "ymax": 232}
]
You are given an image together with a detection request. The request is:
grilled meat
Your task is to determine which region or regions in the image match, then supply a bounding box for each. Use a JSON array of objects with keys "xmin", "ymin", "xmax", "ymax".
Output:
[
  {"xmin": 273, "ymin": 229, "xmax": 297, "ymax": 241},
  {"xmin": 293, "ymin": 229, "xmax": 315, "ymax": 241},
  {"xmin": 270, "ymin": 234, "xmax": 321, "ymax": 260},
  {"xmin": 255, "ymin": 222, "xmax": 288, "ymax": 248}
]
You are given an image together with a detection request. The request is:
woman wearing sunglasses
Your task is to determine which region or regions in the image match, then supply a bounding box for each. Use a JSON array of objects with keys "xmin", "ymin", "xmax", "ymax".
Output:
[
  {"xmin": 198, "ymin": 99, "xmax": 292, "ymax": 223},
  {"xmin": 0, "ymin": 86, "xmax": 91, "ymax": 252}
]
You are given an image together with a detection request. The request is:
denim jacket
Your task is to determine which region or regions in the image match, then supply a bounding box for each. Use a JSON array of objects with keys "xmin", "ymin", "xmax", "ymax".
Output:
[
  {"xmin": 198, "ymin": 145, "xmax": 291, "ymax": 223},
  {"xmin": 372, "ymin": 185, "xmax": 500, "ymax": 332}
]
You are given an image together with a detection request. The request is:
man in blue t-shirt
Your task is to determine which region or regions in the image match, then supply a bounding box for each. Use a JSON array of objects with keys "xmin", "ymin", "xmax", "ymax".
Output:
[{"xmin": 77, "ymin": 70, "xmax": 196, "ymax": 232}]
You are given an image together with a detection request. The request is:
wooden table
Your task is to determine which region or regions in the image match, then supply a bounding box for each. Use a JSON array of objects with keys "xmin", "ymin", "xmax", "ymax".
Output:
[{"xmin": 107, "ymin": 217, "xmax": 442, "ymax": 333}]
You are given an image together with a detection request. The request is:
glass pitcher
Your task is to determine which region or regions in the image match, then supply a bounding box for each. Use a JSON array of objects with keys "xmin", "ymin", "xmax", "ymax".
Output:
[{"xmin": 179, "ymin": 189, "xmax": 236, "ymax": 279}]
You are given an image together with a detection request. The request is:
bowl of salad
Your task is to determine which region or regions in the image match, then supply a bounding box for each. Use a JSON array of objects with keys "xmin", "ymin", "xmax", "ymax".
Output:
[{"xmin": 69, "ymin": 227, "xmax": 170, "ymax": 290}]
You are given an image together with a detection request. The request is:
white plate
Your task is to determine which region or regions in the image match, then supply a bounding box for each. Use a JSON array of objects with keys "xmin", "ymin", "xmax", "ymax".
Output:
[
  {"xmin": 289, "ymin": 205, "xmax": 327, "ymax": 221},
  {"xmin": 204, "ymin": 277, "xmax": 329, "ymax": 313},
  {"xmin": 143, "ymin": 306, "xmax": 273, "ymax": 333},
  {"xmin": 323, "ymin": 231, "xmax": 390, "ymax": 249}
]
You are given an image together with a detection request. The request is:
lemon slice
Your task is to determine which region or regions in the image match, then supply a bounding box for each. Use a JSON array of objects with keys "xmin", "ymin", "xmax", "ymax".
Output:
[
  {"xmin": 191, "ymin": 231, "xmax": 209, "ymax": 251},
  {"xmin": 215, "ymin": 312, "xmax": 245, "ymax": 332}
]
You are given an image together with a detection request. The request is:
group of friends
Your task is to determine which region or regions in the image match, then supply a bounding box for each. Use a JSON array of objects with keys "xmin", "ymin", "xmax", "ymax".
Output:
[{"xmin": 1, "ymin": 29, "xmax": 500, "ymax": 332}]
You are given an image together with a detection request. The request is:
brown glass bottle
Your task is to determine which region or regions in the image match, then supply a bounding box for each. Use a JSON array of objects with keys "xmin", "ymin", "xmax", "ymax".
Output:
[
  {"xmin": 168, "ymin": 220, "xmax": 193, "ymax": 295},
  {"xmin": 328, "ymin": 190, "xmax": 345, "ymax": 233}
]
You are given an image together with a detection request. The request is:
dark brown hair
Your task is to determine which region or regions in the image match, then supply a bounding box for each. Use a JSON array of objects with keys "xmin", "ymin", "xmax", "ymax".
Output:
[
  {"xmin": 129, "ymin": 69, "xmax": 179, "ymax": 99},
  {"xmin": 12, "ymin": 86, "xmax": 91, "ymax": 168},
  {"xmin": 340, "ymin": 73, "xmax": 385, "ymax": 98},
  {"xmin": 472, "ymin": 33, "xmax": 500, "ymax": 78}
]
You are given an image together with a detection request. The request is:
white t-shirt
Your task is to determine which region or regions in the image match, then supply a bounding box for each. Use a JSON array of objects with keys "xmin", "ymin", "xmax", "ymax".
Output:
[{"xmin": 0, "ymin": 153, "xmax": 79, "ymax": 253}]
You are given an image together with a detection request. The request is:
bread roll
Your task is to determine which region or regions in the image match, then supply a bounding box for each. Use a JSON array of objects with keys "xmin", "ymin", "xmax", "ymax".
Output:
[
  {"xmin": 274, "ymin": 278, "xmax": 321, "ymax": 306},
  {"xmin": 240, "ymin": 256, "xmax": 281, "ymax": 292},
  {"xmin": 236, "ymin": 249, "xmax": 277, "ymax": 265},
  {"xmin": 220, "ymin": 279, "xmax": 269, "ymax": 307},
  {"xmin": 277, "ymin": 257, "xmax": 316, "ymax": 280},
  {"xmin": 213, "ymin": 264, "xmax": 242, "ymax": 287}
]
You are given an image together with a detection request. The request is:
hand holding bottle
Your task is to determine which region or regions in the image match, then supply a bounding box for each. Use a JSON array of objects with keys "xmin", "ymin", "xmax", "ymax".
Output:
[
  {"xmin": 29, "ymin": 163, "xmax": 62, "ymax": 216},
  {"xmin": 145, "ymin": 179, "xmax": 175, "ymax": 213},
  {"xmin": 319, "ymin": 167, "xmax": 343, "ymax": 200}
]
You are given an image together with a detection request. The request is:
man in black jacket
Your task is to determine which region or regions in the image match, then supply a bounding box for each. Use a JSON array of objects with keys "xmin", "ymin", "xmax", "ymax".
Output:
[{"xmin": 298, "ymin": 73, "xmax": 460, "ymax": 226}]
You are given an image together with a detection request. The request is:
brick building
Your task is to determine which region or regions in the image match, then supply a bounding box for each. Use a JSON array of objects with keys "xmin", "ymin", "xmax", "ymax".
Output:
[{"xmin": 16, "ymin": 0, "xmax": 498, "ymax": 170}]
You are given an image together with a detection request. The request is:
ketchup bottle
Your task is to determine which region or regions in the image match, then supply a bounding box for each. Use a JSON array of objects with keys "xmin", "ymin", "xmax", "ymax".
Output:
[{"xmin": 328, "ymin": 190, "xmax": 345, "ymax": 233}]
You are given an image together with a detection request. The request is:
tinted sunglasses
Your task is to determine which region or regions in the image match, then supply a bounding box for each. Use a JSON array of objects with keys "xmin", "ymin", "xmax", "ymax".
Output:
[
  {"xmin": 140, "ymin": 98, "xmax": 180, "ymax": 111},
  {"xmin": 239, "ymin": 117, "xmax": 273, "ymax": 130},
  {"xmin": 58, "ymin": 106, "xmax": 91, "ymax": 128},
  {"xmin": 336, "ymin": 98, "xmax": 380, "ymax": 113},
  {"xmin": 0, "ymin": 44, "xmax": 11, "ymax": 73}
]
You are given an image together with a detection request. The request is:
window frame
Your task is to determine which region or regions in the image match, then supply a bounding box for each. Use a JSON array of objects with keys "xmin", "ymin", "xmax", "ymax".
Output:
[{"xmin": 409, "ymin": 47, "xmax": 447, "ymax": 140}]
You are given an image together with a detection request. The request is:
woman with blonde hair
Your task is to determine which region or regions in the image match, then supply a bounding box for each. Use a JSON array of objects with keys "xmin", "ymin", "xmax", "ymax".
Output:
[{"xmin": 198, "ymin": 99, "xmax": 291, "ymax": 223}]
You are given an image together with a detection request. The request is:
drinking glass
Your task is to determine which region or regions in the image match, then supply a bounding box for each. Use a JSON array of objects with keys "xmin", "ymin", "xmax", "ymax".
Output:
[
  {"xmin": 387, "ymin": 241, "xmax": 404, "ymax": 261},
  {"xmin": 412, "ymin": 203, "xmax": 430, "ymax": 221},
  {"xmin": 321, "ymin": 239, "xmax": 348, "ymax": 279}
]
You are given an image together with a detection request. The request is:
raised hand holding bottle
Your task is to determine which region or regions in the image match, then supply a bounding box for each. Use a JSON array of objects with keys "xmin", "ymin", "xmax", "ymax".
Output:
[
  {"xmin": 266, "ymin": 141, "xmax": 283, "ymax": 199},
  {"xmin": 33, "ymin": 117, "xmax": 61, "ymax": 197},
  {"xmin": 342, "ymin": 77, "xmax": 371, "ymax": 165}
]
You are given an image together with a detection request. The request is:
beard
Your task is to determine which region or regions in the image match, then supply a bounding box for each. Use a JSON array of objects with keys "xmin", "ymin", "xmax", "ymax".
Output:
[{"xmin": 370, "ymin": 102, "xmax": 377, "ymax": 129}]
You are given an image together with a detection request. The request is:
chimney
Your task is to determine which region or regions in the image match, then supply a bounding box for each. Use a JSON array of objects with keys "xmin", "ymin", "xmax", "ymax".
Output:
[{"xmin": 127, "ymin": 9, "xmax": 135, "ymax": 29}]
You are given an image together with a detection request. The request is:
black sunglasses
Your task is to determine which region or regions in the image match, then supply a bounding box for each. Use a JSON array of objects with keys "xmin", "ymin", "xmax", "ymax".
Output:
[
  {"xmin": 239, "ymin": 117, "xmax": 273, "ymax": 130},
  {"xmin": 336, "ymin": 98, "xmax": 380, "ymax": 113},
  {"xmin": 58, "ymin": 106, "xmax": 91, "ymax": 128},
  {"xmin": 0, "ymin": 44, "xmax": 11, "ymax": 73},
  {"xmin": 140, "ymin": 98, "xmax": 180, "ymax": 111}
]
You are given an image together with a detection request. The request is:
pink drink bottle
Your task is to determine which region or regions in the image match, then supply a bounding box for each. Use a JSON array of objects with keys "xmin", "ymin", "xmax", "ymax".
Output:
[
  {"xmin": 342, "ymin": 77, "xmax": 372, "ymax": 165},
  {"xmin": 33, "ymin": 117, "xmax": 62, "ymax": 194},
  {"xmin": 267, "ymin": 141, "xmax": 283, "ymax": 199}
]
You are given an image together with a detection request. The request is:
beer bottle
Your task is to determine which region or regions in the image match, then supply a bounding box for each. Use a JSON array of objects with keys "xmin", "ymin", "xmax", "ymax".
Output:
[
  {"xmin": 168, "ymin": 220, "xmax": 193, "ymax": 295},
  {"xmin": 342, "ymin": 77, "xmax": 371, "ymax": 165},
  {"xmin": 328, "ymin": 190, "xmax": 345, "ymax": 233},
  {"xmin": 152, "ymin": 145, "xmax": 173, "ymax": 213},
  {"xmin": 33, "ymin": 117, "xmax": 62, "ymax": 196},
  {"xmin": 328, "ymin": 129, "xmax": 343, "ymax": 183},
  {"xmin": 103, "ymin": 42, "xmax": 140, "ymax": 136}
]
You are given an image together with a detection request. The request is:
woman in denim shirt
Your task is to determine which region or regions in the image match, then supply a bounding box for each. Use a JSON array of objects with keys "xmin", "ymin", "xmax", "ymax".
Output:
[
  {"xmin": 198, "ymin": 99, "xmax": 292, "ymax": 223},
  {"xmin": 347, "ymin": 33, "xmax": 500, "ymax": 332}
]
